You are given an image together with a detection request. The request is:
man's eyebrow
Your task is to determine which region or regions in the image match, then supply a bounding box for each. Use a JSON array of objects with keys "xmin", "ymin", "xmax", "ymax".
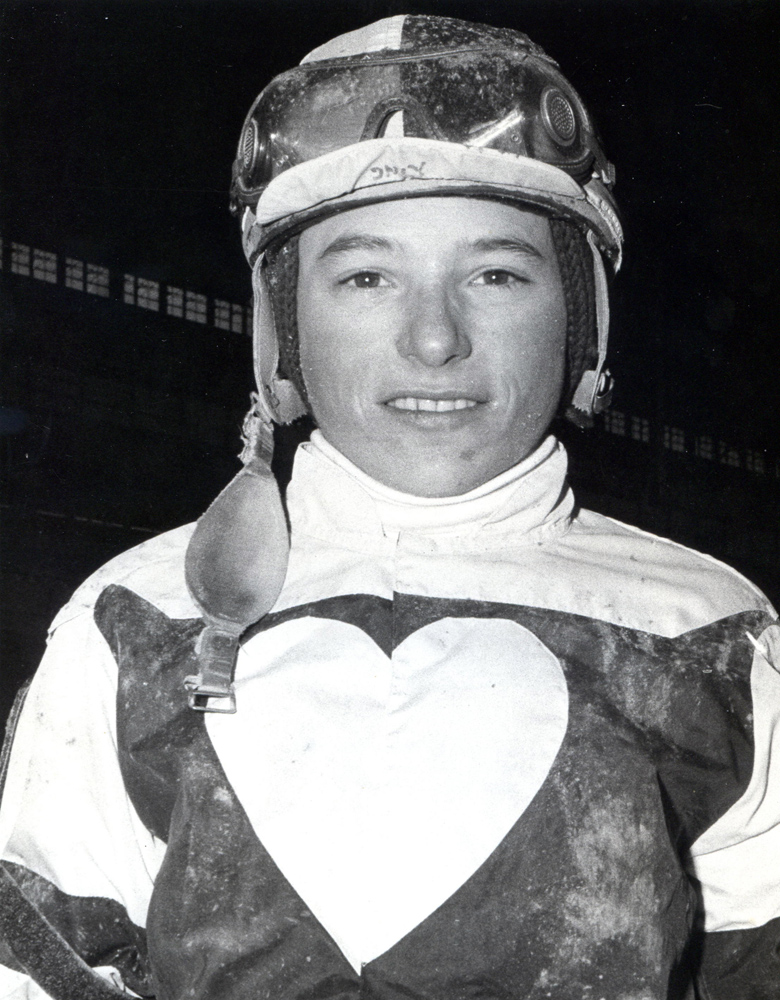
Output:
[
  {"xmin": 467, "ymin": 236, "xmax": 545, "ymax": 259},
  {"xmin": 317, "ymin": 234, "xmax": 398, "ymax": 260},
  {"xmin": 316, "ymin": 233, "xmax": 546, "ymax": 261}
]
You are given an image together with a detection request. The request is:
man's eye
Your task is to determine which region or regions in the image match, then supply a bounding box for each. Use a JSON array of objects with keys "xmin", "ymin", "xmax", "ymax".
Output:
[
  {"xmin": 474, "ymin": 270, "xmax": 519, "ymax": 286},
  {"xmin": 344, "ymin": 271, "xmax": 385, "ymax": 288}
]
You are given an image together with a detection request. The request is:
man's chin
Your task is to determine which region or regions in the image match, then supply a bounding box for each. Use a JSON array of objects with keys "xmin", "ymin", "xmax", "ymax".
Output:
[
  {"xmin": 320, "ymin": 413, "xmax": 537, "ymax": 497},
  {"xmin": 359, "ymin": 446, "xmax": 512, "ymax": 498}
]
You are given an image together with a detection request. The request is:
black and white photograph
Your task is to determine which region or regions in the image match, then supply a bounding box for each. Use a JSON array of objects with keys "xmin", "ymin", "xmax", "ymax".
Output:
[{"xmin": 1, "ymin": 2, "xmax": 778, "ymax": 997}]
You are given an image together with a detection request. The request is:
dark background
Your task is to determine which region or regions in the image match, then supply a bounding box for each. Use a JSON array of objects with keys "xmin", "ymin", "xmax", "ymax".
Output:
[
  {"xmin": 1, "ymin": 0, "xmax": 779, "ymax": 725},
  {"xmin": 2, "ymin": 0, "xmax": 778, "ymax": 424}
]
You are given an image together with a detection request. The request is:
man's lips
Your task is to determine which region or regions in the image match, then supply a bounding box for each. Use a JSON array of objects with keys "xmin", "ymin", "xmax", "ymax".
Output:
[{"xmin": 385, "ymin": 396, "xmax": 479, "ymax": 413}]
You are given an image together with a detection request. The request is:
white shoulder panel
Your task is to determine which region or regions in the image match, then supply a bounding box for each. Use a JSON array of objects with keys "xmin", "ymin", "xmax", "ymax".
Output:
[
  {"xmin": 689, "ymin": 624, "xmax": 780, "ymax": 931},
  {"xmin": 390, "ymin": 510, "xmax": 774, "ymax": 639},
  {"xmin": 49, "ymin": 522, "xmax": 199, "ymax": 633},
  {"xmin": 562, "ymin": 510, "xmax": 775, "ymax": 635}
]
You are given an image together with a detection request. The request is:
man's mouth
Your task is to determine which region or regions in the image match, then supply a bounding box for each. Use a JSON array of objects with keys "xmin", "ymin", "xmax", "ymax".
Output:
[{"xmin": 386, "ymin": 397, "xmax": 479, "ymax": 413}]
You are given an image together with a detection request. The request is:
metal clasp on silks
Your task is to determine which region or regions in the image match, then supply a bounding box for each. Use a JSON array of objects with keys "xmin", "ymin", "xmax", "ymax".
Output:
[{"xmin": 183, "ymin": 272, "xmax": 303, "ymax": 714}]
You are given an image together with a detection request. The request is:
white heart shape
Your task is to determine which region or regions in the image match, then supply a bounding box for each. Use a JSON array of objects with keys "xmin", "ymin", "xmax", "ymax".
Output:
[{"xmin": 207, "ymin": 614, "xmax": 567, "ymax": 972}]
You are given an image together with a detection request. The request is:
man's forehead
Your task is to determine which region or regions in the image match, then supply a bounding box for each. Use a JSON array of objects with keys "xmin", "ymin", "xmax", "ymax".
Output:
[{"xmin": 300, "ymin": 196, "xmax": 554, "ymax": 257}]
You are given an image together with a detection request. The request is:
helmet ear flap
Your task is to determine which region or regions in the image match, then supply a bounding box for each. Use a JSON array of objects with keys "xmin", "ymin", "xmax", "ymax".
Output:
[
  {"xmin": 567, "ymin": 231, "xmax": 613, "ymax": 426},
  {"xmin": 251, "ymin": 255, "xmax": 307, "ymax": 425}
]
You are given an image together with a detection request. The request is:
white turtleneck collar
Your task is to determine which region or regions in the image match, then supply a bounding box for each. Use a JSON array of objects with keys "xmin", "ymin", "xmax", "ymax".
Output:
[{"xmin": 287, "ymin": 429, "xmax": 574, "ymax": 544}]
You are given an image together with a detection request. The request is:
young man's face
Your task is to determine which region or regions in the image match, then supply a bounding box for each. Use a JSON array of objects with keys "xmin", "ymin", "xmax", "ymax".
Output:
[{"xmin": 297, "ymin": 197, "xmax": 567, "ymax": 497}]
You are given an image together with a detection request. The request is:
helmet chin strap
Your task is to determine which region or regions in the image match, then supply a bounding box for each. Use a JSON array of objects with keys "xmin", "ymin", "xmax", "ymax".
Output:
[
  {"xmin": 569, "ymin": 230, "xmax": 613, "ymax": 422},
  {"xmin": 182, "ymin": 261, "xmax": 301, "ymax": 714}
]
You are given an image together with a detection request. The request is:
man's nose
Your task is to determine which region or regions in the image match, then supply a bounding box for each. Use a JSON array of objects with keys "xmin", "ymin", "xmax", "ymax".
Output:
[{"xmin": 396, "ymin": 284, "xmax": 472, "ymax": 367}]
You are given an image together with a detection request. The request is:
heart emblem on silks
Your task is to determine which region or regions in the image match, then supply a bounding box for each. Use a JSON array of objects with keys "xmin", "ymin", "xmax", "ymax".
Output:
[{"xmin": 206, "ymin": 613, "xmax": 568, "ymax": 972}]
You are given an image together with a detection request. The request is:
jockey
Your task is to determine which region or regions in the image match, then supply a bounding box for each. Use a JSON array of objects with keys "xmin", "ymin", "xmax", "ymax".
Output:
[{"xmin": 1, "ymin": 16, "xmax": 777, "ymax": 1000}]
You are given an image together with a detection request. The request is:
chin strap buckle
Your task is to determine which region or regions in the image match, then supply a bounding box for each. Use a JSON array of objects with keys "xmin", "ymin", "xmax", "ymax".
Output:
[
  {"xmin": 592, "ymin": 369, "xmax": 614, "ymax": 413},
  {"xmin": 184, "ymin": 625, "xmax": 241, "ymax": 713}
]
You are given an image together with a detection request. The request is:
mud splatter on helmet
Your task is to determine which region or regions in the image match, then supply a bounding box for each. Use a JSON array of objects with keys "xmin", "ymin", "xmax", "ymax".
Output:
[
  {"xmin": 184, "ymin": 16, "xmax": 624, "ymax": 712},
  {"xmin": 233, "ymin": 15, "xmax": 622, "ymax": 428}
]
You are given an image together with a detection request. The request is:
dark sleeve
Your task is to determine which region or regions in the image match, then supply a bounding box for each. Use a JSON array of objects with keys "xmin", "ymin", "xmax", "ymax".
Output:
[{"xmin": 697, "ymin": 916, "xmax": 780, "ymax": 1000}]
